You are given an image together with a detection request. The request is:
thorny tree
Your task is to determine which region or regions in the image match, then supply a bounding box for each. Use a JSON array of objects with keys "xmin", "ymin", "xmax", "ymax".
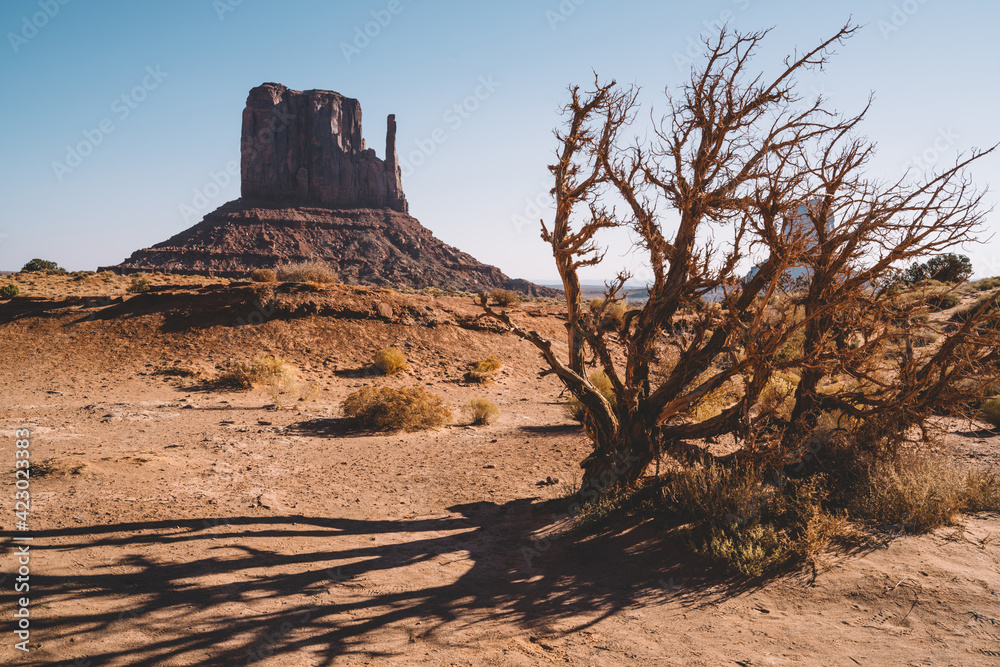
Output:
[{"xmin": 480, "ymin": 24, "xmax": 1000, "ymax": 491}]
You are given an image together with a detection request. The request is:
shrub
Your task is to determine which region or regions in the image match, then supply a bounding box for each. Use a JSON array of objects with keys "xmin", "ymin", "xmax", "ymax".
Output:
[
  {"xmin": 373, "ymin": 347, "xmax": 408, "ymax": 375},
  {"xmin": 490, "ymin": 289, "xmax": 520, "ymax": 307},
  {"xmin": 276, "ymin": 260, "xmax": 338, "ymax": 283},
  {"xmin": 214, "ymin": 356, "xmax": 301, "ymax": 406},
  {"xmin": 589, "ymin": 298, "xmax": 630, "ymax": 330},
  {"xmin": 971, "ymin": 277, "xmax": 1000, "ymax": 292},
  {"xmin": 250, "ymin": 268, "xmax": 276, "ymax": 283},
  {"xmin": 343, "ymin": 386, "xmax": 451, "ymax": 432},
  {"xmin": 980, "ymin": 398, "xmax": 1000, "ymax": 428},
  {"xmin": 465, "ymin": 355, "xmax": 502, "ymax": 383},
  {"xmin": 464, "ymin": 397, "xmax": 499, "ymax": 425},
  {"xmin": 0, "ymin": 283, "xmax": 18, "ymax": 299},
  {"xmin": 951, "ymin": 292, "xmax": 1000, "ymax": 322},
  {"xmin": 127, "ymin": 276, "xmax": 151, "ymax": 293},
  {"xmin": 758, "ymin": 371, "xmax": 800, "ymax": 420},
  {"xmin": 21, "ymin": 258, "xmax": 64, "ymax": 273},
  {"xmin": 848, "ymin": 454, "xmax": 975, "ymax": 531},
  {"xmin": 660, "ymin": 463, "xmax": 801, "ymax": 576},
  {"xmin": 565, "ymin": 370, "xmax": 615, "ymax": 422},
  {"xmin": 903, "ymin": 253, "xmax": 973, "ymax": 285},
  {"xmin": 926, "ymin": 291, "xmax": 960, "ymax": 311}
]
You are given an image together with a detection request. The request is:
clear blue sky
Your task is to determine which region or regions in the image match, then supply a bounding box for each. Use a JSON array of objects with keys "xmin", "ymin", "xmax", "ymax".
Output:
[{"xmin": 3, "ymin": 0, "xmax": 999, "ymax": 281}]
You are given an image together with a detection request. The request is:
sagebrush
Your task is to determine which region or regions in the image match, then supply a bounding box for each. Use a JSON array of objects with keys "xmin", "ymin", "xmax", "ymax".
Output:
[
  {"xmin": 373, "ymin": 347, "xmax": 408, "ymax": 375},
  {"xmin": 464, "ymin": 397, "xmax": 499, "ymax": 425},
  {"xmin": 276, "ymin": 261, "xmax": 339, "ymax": 283},
  {"xmin": 343, "ymin": 386, "xmax": 451, "ymax": 432}
]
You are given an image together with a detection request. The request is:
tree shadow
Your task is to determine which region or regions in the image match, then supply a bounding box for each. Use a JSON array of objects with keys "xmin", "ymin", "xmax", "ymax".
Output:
[
  {"xmin": 288, "ymin": 417, "xmax": 362, "ymax": 438},
  {"xmin": 332, "ymin": 367, "xmax": 376, "ymax": 379},
  {"xmin": 27, "ymin": 498, "xmax": 742, "ymax": 665},
  {"xmin": 520, "ymin": 424, "xmax": 583, "ymax": 435},
  {"xmin": 954, "ymin": 427, "xmax": 1000, "ymax": 439}
]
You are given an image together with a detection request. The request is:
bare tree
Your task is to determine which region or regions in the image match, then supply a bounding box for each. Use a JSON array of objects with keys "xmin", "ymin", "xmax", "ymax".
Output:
[{"xmin": 480, "ymin": 24, "xmax": 999, "ymax": 492}]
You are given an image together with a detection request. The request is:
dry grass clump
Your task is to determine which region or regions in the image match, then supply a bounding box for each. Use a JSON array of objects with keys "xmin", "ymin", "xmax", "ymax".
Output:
[
  {"xmin": 979, "ymin": 398, "xmax": 1000, "ymax": 428},
  {"xmin": 276, "ymin": 260, "xmax": 339, "ymax": 284},
  {"xmin": 490, "ymin": 289, "xmax": 520, "ymax": 307},
  {"xmin": 565, "ymin": 370, "xmax": 615, "ymax": 422},
  {"xmin": 464, "ymin": 398, "xmax": 499, "ymax": 425},
  {"xmin": 373, "ymin": 347, "xmax": 408, "ymax": 375},
  {"xmin": 589, "ymin": 298, "xmax": 630, "ymax": 330},
  {"xmin": 971, "ymin": 277, "xmax": 1000, "ymax": 291},
  {"xmin": 214, "ymin": 355, "xmax": 303, "ymax": 407},
  {"xmin": 465, "ymin": 355, "xmax": 502, "ymax": 383},
  {"xmin": 343, "ymin": 386, "xmax": 452, "ymax": 432},
  {"xmin": 250, "ymin": 268, "xmax": 276, "ymax": 283},
  {"xmin": 925, "ymin": 291, "xmax": 960, "ymax": 311},
  {"xmin": 757, "ymin": 371, "xmax": 800, "ymax": 420},
  {"xmin": 848, "ymin": 453, "xmax": 1000, "ymax": 531}
]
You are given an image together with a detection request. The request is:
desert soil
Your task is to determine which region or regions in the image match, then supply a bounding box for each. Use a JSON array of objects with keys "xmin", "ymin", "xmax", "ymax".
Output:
[{"xmin": 1, "ymin": 276, "xmax": 998, "ymax": 666}]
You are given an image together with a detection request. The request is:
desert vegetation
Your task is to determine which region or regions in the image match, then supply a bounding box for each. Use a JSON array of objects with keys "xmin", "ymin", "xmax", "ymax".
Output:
[
  {"xmin": 464, "ymin": 355, "xmax": 502, "ymax": 383},
  {"xmin": 21, "ymin": 258, "xmax": 64, "ymax": 273},
  {"xmin": 373, "ymin": 347, "xmax": 408, "ymax": 375},
  {"xmin": 127, "ymin": 275, "xmax": 151, "ymax": 293},
  {"xmin": 250, "ymin": 268, "xmax": 277, "ymax": 282},
  {"xmin": 342, "ymin": 386, "xmax": 452, "ymax": 432},
  {"xmin": 214, "ymin": 355, "xmax": 304, "ymax": 407},
  {"xmin": 489, "ymin": 289, "xmax": 520, "ymax": 307},
  {"xmin": 463, "ymin": 397, "xmax": 500, "ymax": 425},
  {"xmin": 275, "ymin": 260, "xmax": 339, "ymax": 283},
  {"xmin": 479, "ymin": 24, "xmax": 1000, "ymax": 572}
]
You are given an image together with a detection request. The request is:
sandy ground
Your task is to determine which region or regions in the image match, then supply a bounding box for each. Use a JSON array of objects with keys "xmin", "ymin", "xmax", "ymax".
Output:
[{"xmin": 0, "ymin": 279, "xmax": 998, "ymax": 666}]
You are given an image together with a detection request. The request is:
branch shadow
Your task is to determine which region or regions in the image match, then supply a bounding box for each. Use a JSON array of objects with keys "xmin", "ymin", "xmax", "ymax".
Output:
[{"xmin": 27, "ymin": 498, "xmax": 735, "ymax": 665}]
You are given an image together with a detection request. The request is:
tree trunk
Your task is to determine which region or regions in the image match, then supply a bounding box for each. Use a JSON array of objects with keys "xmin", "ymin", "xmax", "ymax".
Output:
[{"xmin": 579, "ymin": 416, "xmax": 655, "ymax": 491}]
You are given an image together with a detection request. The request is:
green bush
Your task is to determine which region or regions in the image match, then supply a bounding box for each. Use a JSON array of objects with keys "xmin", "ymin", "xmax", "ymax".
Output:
[
  {"xmin": 127, "ymin": 276, "xmax": 150, "ymax": 293},
  {"xmin": 0, "ymin": 283, "xmax": 18, "ymax": 299},
  {"xmin": 343, "ymin": 386, "xmax": 451, "ymax": 432},
  {"xmin": 903, "ymin": 253, "xmax": 973, "ymax": 285},
  {"xmin": 21, "ymin": 258, "xmax": 64, "ymax": 273},
  {"xmin": 464, "ymin": 397, "xmax": 499, "ymax": 425},
  {"xmin": 373, "ymin": 347, "xmax": 408, "ymax": 375}
]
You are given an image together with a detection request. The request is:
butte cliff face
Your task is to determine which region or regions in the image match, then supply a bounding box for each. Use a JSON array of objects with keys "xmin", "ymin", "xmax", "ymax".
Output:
[
  {"xmin": 241, "ymin": 83, "xmax": 407, "ymax": 212},
  {"xmin": 109, "ymin": 83, "xmax": 556, "ymax": 295}
]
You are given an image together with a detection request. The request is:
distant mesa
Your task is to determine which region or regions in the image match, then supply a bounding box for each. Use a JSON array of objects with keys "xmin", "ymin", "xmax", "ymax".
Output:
[{"xmin": 105, "ymin": 83, "xmax": 556, "ymax": 296}]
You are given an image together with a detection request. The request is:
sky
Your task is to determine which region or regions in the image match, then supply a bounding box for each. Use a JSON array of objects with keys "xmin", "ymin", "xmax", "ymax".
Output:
[{"xmin": 3, "ymin": 0, "xmax": 1000, "ymax": 282}]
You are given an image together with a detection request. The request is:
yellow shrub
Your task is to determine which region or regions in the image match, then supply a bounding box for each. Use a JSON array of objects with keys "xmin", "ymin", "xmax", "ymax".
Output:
[
  {"xmin": 373, "ymin": 347, "xmax": 408, "ymax": 375},
  {"xmin": 343, "ymin": 386, "xmax": 451, "ymax": 432}
]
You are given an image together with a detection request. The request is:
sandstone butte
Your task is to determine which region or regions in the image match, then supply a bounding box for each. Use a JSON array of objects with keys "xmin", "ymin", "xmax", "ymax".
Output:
[{"xmin": 106, "ymin": 83, "xmax": 557, "ymax": 296}]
